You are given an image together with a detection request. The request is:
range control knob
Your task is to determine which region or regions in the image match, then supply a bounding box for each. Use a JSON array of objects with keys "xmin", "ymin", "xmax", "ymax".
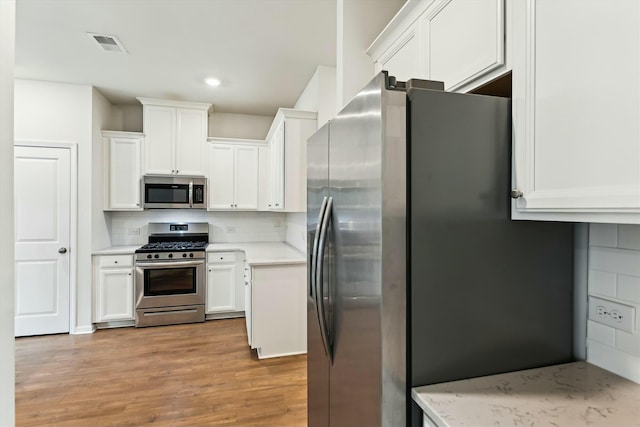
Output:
[
  {"xmin": 146, "ymin": 254, "xmax": 152, "ymax": 259},
  {"xmin": 168, "ymin": 253, "xmax": 173, "ymax": 258},
  {"xmin": 189, "ymin": 253, "xmax": 194, "ymax": 258},
  {"xmin": 182, "ymin": 253, "xmax": 187, "ymax": 258},
  {"xmin": 154, "ymin": 254, "xmax": 159, "ymax": 259}
]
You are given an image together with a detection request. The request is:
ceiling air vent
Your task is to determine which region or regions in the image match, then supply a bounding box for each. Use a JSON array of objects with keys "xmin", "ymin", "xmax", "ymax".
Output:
[{"xmin": 87, "ymin": 33, "xmax": 127, "ymax": 53}]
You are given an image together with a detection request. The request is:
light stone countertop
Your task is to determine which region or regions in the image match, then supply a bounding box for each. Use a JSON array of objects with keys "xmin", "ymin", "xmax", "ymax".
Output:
[
  {"xmin": 412, "ymin": 362, "xmax": 640, "ymax": 427},
  {"xmin": 93, "ymin": 242, "xmax": 306, "ymax": 266},
  {"xmin": 206, "ymin": 242, "xmax": 306, "ymax": 266},
  {"xmin": 92, "ymin": 245, "xmax": 140, "ymax": 255}
]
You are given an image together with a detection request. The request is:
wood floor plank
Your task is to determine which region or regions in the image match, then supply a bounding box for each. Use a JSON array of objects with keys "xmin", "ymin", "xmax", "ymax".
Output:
[{"xmin": 16, "ymin": 318, "xmax": 307, "ymax": 427}]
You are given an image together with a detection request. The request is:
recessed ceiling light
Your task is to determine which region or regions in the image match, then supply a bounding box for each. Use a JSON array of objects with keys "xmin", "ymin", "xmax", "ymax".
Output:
[
  {"xmin": 87, "ymin": 32, "xmax": 127, "ymax": 53},
  {"xmin": 205, "ymin": 78, "xmax": 221, "ymax": 87}
]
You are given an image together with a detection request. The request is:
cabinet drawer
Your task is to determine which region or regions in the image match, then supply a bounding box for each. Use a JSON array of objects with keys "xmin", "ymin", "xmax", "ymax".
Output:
[
  {"xmin": 207, "ymin": 252, "xmax": 236, "ymax": 263},
  {"xmin": 99, "ymin": 255, "xmax": 133, "ymax": 268}
]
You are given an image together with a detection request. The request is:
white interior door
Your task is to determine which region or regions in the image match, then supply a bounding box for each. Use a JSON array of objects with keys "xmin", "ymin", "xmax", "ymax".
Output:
[{"xmin": 14, "ymin": 146, "xmax": 71, "ymax": 336}]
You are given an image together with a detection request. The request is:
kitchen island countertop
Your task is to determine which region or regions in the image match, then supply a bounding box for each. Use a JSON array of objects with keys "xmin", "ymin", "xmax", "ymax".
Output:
[{"xmin": 412, "ymin": 361, "xmax": 640, "ymax": 427}]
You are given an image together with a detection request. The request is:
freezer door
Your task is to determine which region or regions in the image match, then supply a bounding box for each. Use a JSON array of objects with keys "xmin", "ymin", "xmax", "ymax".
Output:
[
  {"xmin": 307, "ymin": 122, "xmax": 330, "ymax": 427},
  {"xmin": 328, "ymin": 73, "xmax": 407, "ymax": 427}
]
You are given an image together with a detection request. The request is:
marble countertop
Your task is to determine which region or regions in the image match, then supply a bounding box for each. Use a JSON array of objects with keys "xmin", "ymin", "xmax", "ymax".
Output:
[
  {"xmin": 412, "ymin": 362, "xmax": 640, "ymax": 427},
  {"xmin": 206, "ymin": 242, "xmax": 306, "ymax": 266},
  {"xmin": 93, "ymin": 242, "xmax": 306, "ymax": 266},
  {"xmin": 92, "ymin": 245, "xmax": 140, "ymax": 255}
]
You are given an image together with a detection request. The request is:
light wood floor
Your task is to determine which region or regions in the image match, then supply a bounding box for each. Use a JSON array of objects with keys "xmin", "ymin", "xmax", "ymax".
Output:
[{"xmin": 15, "ymin": 319, "xmax": 307, "ymax": 427}]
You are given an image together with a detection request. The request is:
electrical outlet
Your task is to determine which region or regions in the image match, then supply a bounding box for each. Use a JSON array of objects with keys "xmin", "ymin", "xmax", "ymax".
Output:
[
  {"xmin": 225, "ymin": 226, "xmax": 236, "ymax": 233},
  {"xmin": 588, "ymin": 296, "xmax": 635, "ymax": 333},
  {"xmin": 128, "ymin": 227, "xmax": 140, "ymax": 235}
]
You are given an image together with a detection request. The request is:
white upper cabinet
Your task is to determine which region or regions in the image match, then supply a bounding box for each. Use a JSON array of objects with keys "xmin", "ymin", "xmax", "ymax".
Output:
[
  {"xmin": 512, "ymin": 0, "xmax": 640, "ymax": 224},
  {"xmin": 207, "ymin": 138, "xmax": 261, "ymax": 211},
  {"xmin": 138, "ymin": 98, "xmax": 210, "ymax": 176},
  {"xmin": 268, "ymin": 117, "xmax": 285, "ymax": 210},
  {"xmin": 368, "ymin": 0, "xmax": 508, "ymax": 92},
  {"xmin": 424, "ymin": 0, "xmax": 504, "ymax": 90},
  {"xmin": 265, "ymin": 109, "xmax": 317, "ymax": 212},
  {"xmin": 102, "ymin": 131, "xmax": 143, "ymax": 211}
]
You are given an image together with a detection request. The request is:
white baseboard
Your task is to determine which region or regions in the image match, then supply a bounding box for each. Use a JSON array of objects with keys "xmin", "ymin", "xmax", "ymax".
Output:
[{"xmin": 71, "ymin": 324, "xmax": 96, "ymax": 335}]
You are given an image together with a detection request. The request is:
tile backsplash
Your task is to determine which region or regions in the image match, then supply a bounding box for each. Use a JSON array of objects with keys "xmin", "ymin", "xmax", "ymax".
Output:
[
  {"xmin": 587, "ymin": 224, "xmax": 640, "ymax": 383},
  {"xmin": 110, "ymin": 210, "xmax": 287, "ymax": 246}
]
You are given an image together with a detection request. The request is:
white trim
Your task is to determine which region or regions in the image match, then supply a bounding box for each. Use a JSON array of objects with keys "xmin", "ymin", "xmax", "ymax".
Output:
[
  {"xmin": 72, "ymin": 324, "xmax": 96, "ymax": 335},
  {"xmin": 14, "ymin": 140, "xmax": 80, "ymax": 334},
  {"xmin": 136, "ymin": 97, "xmax": 212, "ymax": 111},
  {"xmin": 366, "ymin": 0, "xmax": 435, "ymax": 58},
  {"xmin": 207, "ymin": 136, "xmax": 268, "ymax": 146},
  {"xmin": 265, "ymin": 108, "xmax": 316, "ymax": 142},
  {"xmin": 101, "ymin": 130, "xmax": 144, "ymax": 138},
  {"xmin": 378, "ymin": 26, "xmax": 417, "ymax": 69}
]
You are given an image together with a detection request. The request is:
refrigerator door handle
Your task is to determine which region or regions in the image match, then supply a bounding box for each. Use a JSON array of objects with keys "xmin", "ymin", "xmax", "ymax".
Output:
[
  {"xmin": 316, "ymin": 196, "xmax": 333, "ymax": 361},
  {"xmin": 310, "ymin": 196, "xmax": 329, "ymax": 300}
]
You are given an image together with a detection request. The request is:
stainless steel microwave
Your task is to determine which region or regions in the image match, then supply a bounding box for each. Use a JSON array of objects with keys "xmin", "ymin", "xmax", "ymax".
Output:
[{"xmin": 143, "ymin": 175, "xmax": 206, "ymax": 209}]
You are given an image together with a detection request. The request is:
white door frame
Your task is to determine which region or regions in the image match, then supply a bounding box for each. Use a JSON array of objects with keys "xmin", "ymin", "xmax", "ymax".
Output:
[{"xmin": 15, "ymin": 140, "xmax": 78, "ymax": 334}]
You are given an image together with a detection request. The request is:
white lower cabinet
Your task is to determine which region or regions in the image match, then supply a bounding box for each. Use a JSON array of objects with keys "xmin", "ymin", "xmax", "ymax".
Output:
[
  {"xmin": 206, "ymin": 252, "xmax": 244, "ymax": 315},
  {"xmin": 93, "ymin": 255, "xmax": 135, "ymax": 323},
  {"xmin": 246, "ymin": 263, "xmax": 306, "ymax": 359},
  {"xmin": 245, "ymin": 270, "xmax": 253, "ymax": 346}
]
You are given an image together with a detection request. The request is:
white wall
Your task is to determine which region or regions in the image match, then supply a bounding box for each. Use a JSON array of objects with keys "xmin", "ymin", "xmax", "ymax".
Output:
[
  {"xmin": 92, "ymin": 88, "xmax": 120, "ymax": 251},
  {"xmin": 587, "ymin": 223, "xmax": 640, "ymax": 383},
  {"xmin": 209, "ymin": 112, "xmax": 273, "ymax": 140},
  {"xmin": 119, "ymin": 104, "xmax": 141, "ymax": 132},
  {"xmin": 0, "ymin": 0, "xmax": 15, "ymax": 424},
  {"xmin": 337, "ymin": 0, "xmax": 405, "ymax": 107},
  {"xmin": 117, "ymin": 104, "xmax": 273, "ymax": 141},
  {"xmin": 14, "ymin": 79, "xmax": 94, "ymax": 334},
  {"xmin": 110, "ymin": 211, "xmax": 286, "ymax": 246},
  {"xmin": 294, "ymin": 65, "xmax": 337, "ymax": 129}
]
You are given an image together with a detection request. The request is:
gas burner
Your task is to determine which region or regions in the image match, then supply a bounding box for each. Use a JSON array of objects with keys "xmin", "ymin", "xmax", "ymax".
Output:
[{"xmin": 137, "ymin": 241, "xmax": 208, "ymax": 252}]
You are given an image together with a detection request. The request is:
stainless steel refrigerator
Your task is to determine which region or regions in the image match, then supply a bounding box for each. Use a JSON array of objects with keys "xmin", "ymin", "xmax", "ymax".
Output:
[{"xmin": 307, "ymin": 72, "xmax": 574, "ymax": 427}]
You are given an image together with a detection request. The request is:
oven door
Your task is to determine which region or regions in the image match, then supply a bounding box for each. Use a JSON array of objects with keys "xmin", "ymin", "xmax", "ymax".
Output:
[{"xmin": 135, "ymin": 259, "xmax": 205, "ymax": 309}]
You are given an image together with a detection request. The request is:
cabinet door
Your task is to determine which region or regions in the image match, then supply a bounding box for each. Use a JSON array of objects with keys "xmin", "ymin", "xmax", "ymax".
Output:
[
  {"xmin": 234, "ymin": 145, "xmax": 259, "ymax": 210},
  {"xmin": 206, "ymin": 263, "xmax": 236, "ymax": 313},
  {"xmin": 512, "ymin": 0, "xmax": 640, "ymax": 222},
  {"xmin": 252, "ymin": 264, "xmax": 306, "ymax": 358},
  {"xmin": 96, "ymin": 268, "xmax": 134, "ymax": 322},
  {"xmin": 107, "ymin": 137, "xmax": 142, "ymax": 210},
  {"xmin": 376, "ymin": 22, "xmax": 422, "ymax": 82},
  {"xmin": 175, "ymin": 108, "xmax": 207, "ymax": 176},
  {"xmin": 143, "ymin": 105, "xmax": 175, "ymax": 174},
  {"xmin": 208, "ymin": 144, "xmax": 235, "ymax": 210},
  {"xmin": 268, "ymin": 121, "xmax": 285, "ymax": 210},
  {"xmin": 422, "ymin": 0, "xmax": 504, "ymax": 91},
  {"xmin": 258, "ymin": 145, "xmax": 270, "ymax": 211}
]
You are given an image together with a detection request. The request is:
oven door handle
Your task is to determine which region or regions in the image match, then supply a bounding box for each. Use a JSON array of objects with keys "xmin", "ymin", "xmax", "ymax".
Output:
[{"xmin": 136, "ymin": 260, "xmax": 204, "ymax": 269}]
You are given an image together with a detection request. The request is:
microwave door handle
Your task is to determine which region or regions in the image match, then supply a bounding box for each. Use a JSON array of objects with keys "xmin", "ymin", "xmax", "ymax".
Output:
[{"xmin": 189, "ymin": 181, "xmax": 193, "ymax": 208}]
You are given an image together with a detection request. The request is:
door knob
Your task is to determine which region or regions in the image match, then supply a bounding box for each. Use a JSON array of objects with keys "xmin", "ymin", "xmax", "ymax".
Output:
[
  {"xmin": 58, "ymin": 247, "xmax": 67, "ymax": 254},
  {"xmin": 510, "ymin": 189, "xmax": 524, "ymax": 199}
]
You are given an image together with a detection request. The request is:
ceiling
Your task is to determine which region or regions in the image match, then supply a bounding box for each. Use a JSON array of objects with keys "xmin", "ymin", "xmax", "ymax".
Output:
[{"xmin": 15, "ymin": 0, "xmax": 337, "ymax": 116}]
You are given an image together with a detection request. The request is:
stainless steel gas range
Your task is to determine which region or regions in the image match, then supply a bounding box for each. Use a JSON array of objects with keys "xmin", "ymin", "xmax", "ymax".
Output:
[{"xmin": 134, "ymin": 222, "xmax": 208, "ymax": 327}]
